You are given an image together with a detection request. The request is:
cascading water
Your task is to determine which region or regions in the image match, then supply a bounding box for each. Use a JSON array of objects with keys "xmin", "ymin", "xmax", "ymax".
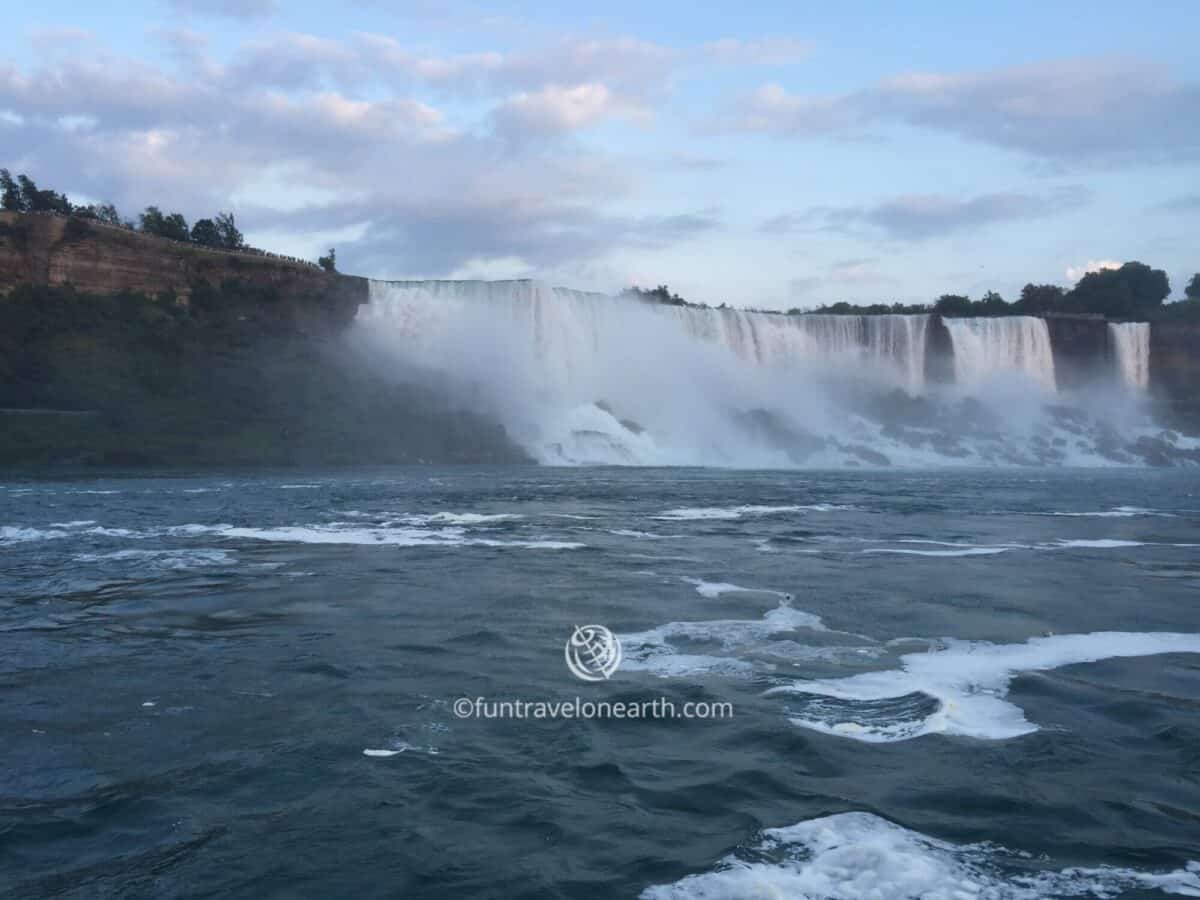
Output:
[
  {"xmin": 1108, "ymin": 322, "xmax": 1150, "ymax": 390},
  {"xmin": 351, "ymin": 280, "xmax": 1193, "ymax": 467},
  {"xmin": 943, "ymin": 317, "xmax": 1057, "ymax": 392}
]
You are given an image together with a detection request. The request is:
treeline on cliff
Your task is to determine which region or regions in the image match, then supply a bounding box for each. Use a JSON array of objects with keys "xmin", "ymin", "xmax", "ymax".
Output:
[
  {"xmin": 631, "ymin": 264, "xmax": 1200, "ymax": 321},
  {"xmin": 0, "ymin": 282, "xmax": 526, "ymax": 467},
  {"xmin": 808, "ymin": 263, "xmax": 1200, "ymax": 321},
  {"xmin": 0, "ymin": 170, "xmax": 337, "ymax": 272}
]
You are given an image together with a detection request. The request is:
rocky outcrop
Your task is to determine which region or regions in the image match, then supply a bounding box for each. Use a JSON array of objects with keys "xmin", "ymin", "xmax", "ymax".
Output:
[
  {"xmin": 1151, "ymin": 321, "xmax": 1200, "ymax": 429},
  {"xmin": 0, "ymin": 212, "xmax": 367, "ymax": 326},
  {"xmin": 924, "ymin": 314, "xmax": 955, "ymax": 385},
  {"xmin": 1044, "ymin": 314, "xmax": 1111, "ymax": 389}
]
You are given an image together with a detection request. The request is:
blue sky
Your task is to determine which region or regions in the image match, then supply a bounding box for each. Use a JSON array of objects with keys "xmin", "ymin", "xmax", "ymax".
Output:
[{"xmin": 3, "ymin": 0, "xmax": 1198, "ymax": 308}]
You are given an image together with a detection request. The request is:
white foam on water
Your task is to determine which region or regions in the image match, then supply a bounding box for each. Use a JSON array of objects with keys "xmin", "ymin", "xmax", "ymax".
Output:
[
  {"xmin": 203, "ymin": 524, "xmax": 584, "ymax": 550},
  {"xmin": 1049, "ymin": 539, "xmax": 1145, "ymax": 549},
  {"xmin": 65, "ymin": 489, "xmax": 122, "ymax": 495},
  {"xmin": 621, "ymin": 601, "xmax": 837, "ymax": 678},
  {"xmin": 48, "ymin": 520, "xmax": 97, "ymax": 528},
  {"xmin": 770, "ymin": 631, "xmax": 1200, "ymax": 742},
  {"xmin": 1045, "ymin": 506, "xmax": 1174, "ymax": 518},
  {"xmin": 862, "ymin": 547, "xmax": 1013, "ymax": 557},
  {"xmin": 682, "ymin": 577, "xmax": 792, "ymax": 599},
  {"xmin": 0, "ymin": 526, "xmax": 69, "ymax": 544},
  {"xmin": 395, "ymin": 512, "xmax": 522, "ymax": 525},
  {"xmin": 641, "ymin": 811, "xmax": 1200, "ymax": 899},
  {"xmin": 610, "ymin": 529, "xmax": 686, "ymax": 540},
  {"xmin": 655, "ymin": 505, "xmax": 853, "ymax": 521},
  {"xmin": 278, "ymin": 483, "xmax": 321, "ymax": 489},
  {"xmin": 74, "ymin": 548, "xmax": 236, "ymax": 570},
  {"xmin": 362, "ymin": 748, "xmax": 403, "ymax": 758}
]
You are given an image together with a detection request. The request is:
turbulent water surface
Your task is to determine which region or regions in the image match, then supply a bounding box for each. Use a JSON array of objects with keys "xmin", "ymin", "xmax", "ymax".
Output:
[{"xmin": 3, "ymin": 468, "xmax": 1200, "ymax": 898}]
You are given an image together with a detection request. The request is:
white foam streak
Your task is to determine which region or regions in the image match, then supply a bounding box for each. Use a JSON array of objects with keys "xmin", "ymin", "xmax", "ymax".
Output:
[
  {"xmin": 655, "ymin": 505, "xmax": 853, "ymax": 521},
  {"xmin": 621, "ymin": 601, "xmax": 831, "ymax": 677},
  {"xmin": 771, "ymin": 631, "xmax": 1200, "ymax": 742},
  {"xmin": 642, "ymin": 812, "xmax": 1200, "ymax": 899}
]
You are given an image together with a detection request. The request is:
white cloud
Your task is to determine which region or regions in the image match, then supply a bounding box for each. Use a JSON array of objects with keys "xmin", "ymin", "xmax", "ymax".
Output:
[
  {"xmin": 702, "ymin": 37, "xmax": 812, "ymax": 65},
  {"xmin": 1065, "ymin": 259, "xmax": 1121, "ymax": 282},
  {"xmin": 0, "ymin": 29, "xmax": 727, "ymax": 279},
  {"xmin": 718, "ymin": 58, "xmax": 1200, "ymax": 165},
  {"xmin": 164, "ymin": 0, "xmax": 278, "ymax": 19},
  {"xmin": 492, "ymin": 83, "xmax": 647, "ymax": 137},
  {"xmin": 766, "ymin": 187, "xmax": 1090, "ymax": 240}
]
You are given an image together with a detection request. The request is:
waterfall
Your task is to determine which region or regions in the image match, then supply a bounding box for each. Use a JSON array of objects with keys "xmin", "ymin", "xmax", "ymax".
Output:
[
  {"xmin": 351, "ymin": 280, "xmax": 1181, "ymax": 467},
  {"xmin": 360, "ymin": 280, "xmax": 930, "ymax": 393},
  {"xmin": 1108, "ymin": 322, "xmax": 1150, "ymax": 390},
  {"xmin": 943, "ymin": 317, "xmax": 1057, "ymax": 392},
  {"xmin": 865, "ymin": 315, "xmax": 930, "ymax": 396}
]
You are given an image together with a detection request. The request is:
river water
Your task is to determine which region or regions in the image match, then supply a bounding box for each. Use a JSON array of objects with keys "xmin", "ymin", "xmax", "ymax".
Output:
[{"xmin": 3, "ymin": 468, "xmax": 1200, "ymax": 898}]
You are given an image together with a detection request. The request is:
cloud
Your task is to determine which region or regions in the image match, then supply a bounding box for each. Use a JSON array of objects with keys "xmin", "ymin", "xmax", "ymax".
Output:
[
  {"xmin": 1065, "ymin": 259, "xmax": 1121, "ymax": 282},
  {"xmin": 702, "ymin": 38, "xmax": 812, "ymax": 65},
  {"xmin": 718, "ymin": 58, "xmax": 1200, "ymax": 165},
  {"xmin": 28, "ymin": 27, "xmax": 97, "ymax": 52},
  {"xmin": 780, "ymin": 187, "xmax": 1090, "ymax": 240},
  {"xmin": 164, "ymin": 0, "xmax": 278, "ymax": 18},
  {"xmin": 0, "ymin": 31, "xmax": 727, "ymax": 280},
  {"xmin": 660, "ymin": 151, "xmax": 726, "ymax": 171},
  {"xmin": 1160, "ymin": 194, "xmax": 1200, "ymax": 213},
  {"xmin": 758, "ymin": 213, "xmax": 806, "ymax": 235},
  {"xmin": 492, "ymin": 83, "xmax": 647, "ymax": 138}
]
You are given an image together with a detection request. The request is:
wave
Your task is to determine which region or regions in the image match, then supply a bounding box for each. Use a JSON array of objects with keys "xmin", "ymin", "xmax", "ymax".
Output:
[
  {"xmin": 1043, "ymin": 506, "xmax": 1176, "ymax": 518},
  {"xmin": 681, "ymin": 577, "xmax": 792, "ymax": 599},
  {"xmin": 641, "ymin": 811, "xmax": 1200, "ymax": 899},
  {"xmin": 0, "ymin": 526, "xmax": 69, "ymax": 544},
  {"xmin": 861, "ymin": 546, "xmax": 1013, "ymax": 557},
  {"xmin": 769, "ymin": 631, "xmax": 1200, "ymax": 742},
  {"xmin": 620, "ymin": 601, "xmax": 881, "ymax": 679},
  {"xmin": 212, "ymin": 524, "xmax": 583, "ymax": 550},
  {"xmin": 654, "ymin": 505, "xmax": 853, "ymax": 521},
  {"xmin": 74, "ymin": 548, "xmax": 236, "ymax": 570}
]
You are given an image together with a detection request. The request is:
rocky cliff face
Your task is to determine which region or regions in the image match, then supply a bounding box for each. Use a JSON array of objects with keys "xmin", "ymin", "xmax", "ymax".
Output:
[
  {"xmin": 0, "ymin": 211, "xmax": 367, "ymax": 327},
  {"xmin": 1044, "ymin": 315, "xmax": 1111, "ymax": 389},
  {"xmin": 1151, "ymin": 321, "xmax": 1200, "ymax": 428}
]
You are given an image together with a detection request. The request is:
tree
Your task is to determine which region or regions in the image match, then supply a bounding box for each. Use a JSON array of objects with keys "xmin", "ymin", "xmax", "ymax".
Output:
[
  {"xmin": 14, "ymin": 174, "xmax": 71, "ymax": 214},
  {"xmin": 977, "ymin": 290, "xmax": 1009, "ymax": 315},
  {"xmin": 214, "ymin": 211, "xmax": 244, "ymax": 249},
  {"xmin": 16, "ymin": 175, "xmax": 39, "ymax": 211},
  {"xmin": 1066, "ymin": 261, "xmax": 1169, "ymax": 318},
  {"xmin": 933, "ymin": 294, "xmax": 973, "ymax": 317},
  {"xmin": 318, "ymin": 247, "xmax": 337, "ymax": 273},
  {"xmin": 1014, "ymin": 283, "xmax": 1065, "ymax": 315},
  {"xmin": 1186, "ymin": 274, "xmax": 1200, "ymax": 301},
  {"xmin": 162, "ymin": 212, "xmax": 189, "ymax": 241},
  {"xmin": 94, "ymin": 203, "xmax": 121, "ymax": 226},
  {"xmin": 139, "ymin": 206, "xmax": 189, "ymax": 241},
  {"xmin": 191, "ymin": 218, "xmax": 222, "ymax": 247},
  {"xmin": 0, "ymin": 169, "xmax": 20, "ymax": 211},
  {"xmin": 139, "ymin": 205, "xmax": 166, "ymax": 235}
]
